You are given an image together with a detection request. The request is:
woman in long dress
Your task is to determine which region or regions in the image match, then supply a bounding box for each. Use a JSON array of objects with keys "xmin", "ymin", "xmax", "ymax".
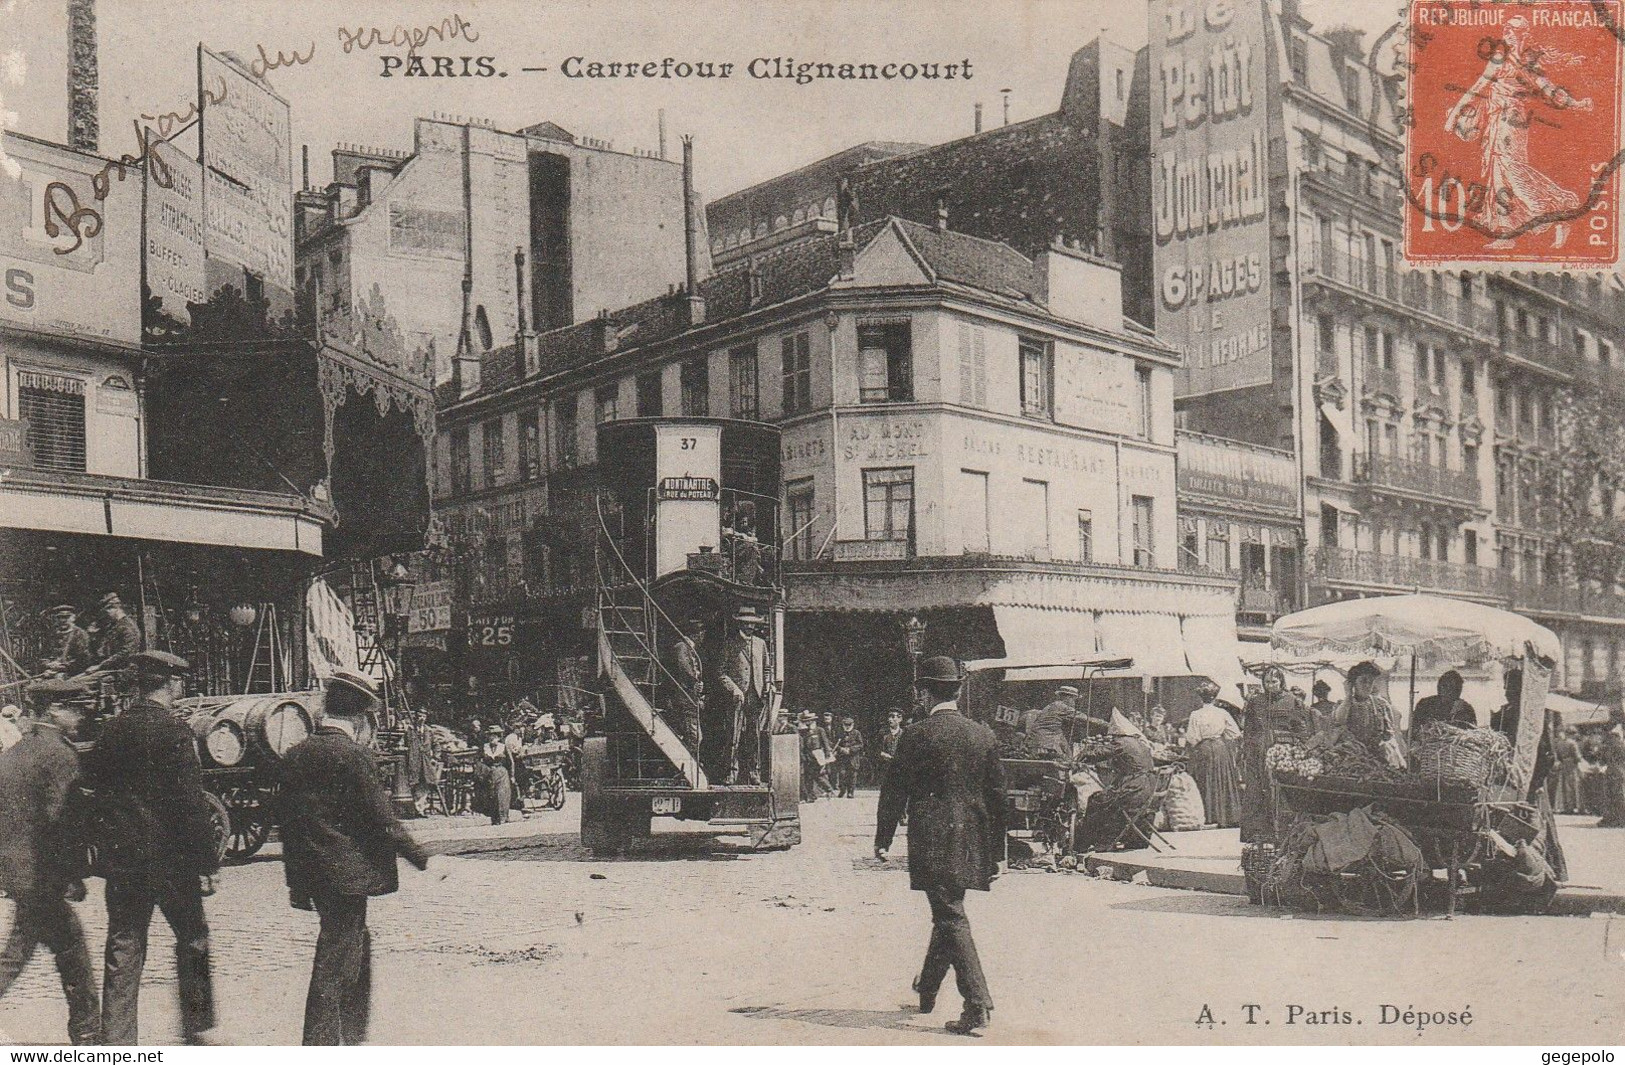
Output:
[
  {"xmin": 479, "ymin": 725, "xmax": 515, "ymax": 825},
  {"xmin": 1184, "ymin": 681, "xmax": 1242, "ymax": 828},
  {"xmin": 1442, "ymin": 14, "xmax": 1594, "ymax": 249},
  {"xmin": 1239, "ymin": 667, "xmax": 1308, "ymax": 842}
]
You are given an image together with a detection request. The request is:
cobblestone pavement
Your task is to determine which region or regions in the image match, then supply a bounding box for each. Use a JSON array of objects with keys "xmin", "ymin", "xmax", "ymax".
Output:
[{"xmin": 2, "ymin": 793, "xmax": 1622, "ymax": 1045}]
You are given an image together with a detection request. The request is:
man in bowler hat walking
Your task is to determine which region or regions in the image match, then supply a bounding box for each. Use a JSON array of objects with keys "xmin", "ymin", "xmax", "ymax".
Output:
[
  {"xmin": 82, "ymin": 651, "xmax": 221, "ymax": 1045},
  {"xmin": 279, "ymin": 672, "xmax": 430, "ymax": 1044},
  {"xmin": 874, "ymin": 655, "xmax": 1003, "ymax": 1035}
]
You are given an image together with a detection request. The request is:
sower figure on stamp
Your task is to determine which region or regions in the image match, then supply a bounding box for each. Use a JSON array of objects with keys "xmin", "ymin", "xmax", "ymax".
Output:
[
  {"xmin": 82, "ymin": 652, "xmax": 222, "ymax": 1046},
  {"xmin": 279, "ymin": 672, "xmax": 430, "ymax": 1045},
  {"xmin": 1443, "ymin": 13, "xmax": 1593, "ymax": 250},
  {"xmin": 874, "ymin": 655, "xmax": 1003, "ymax": 1036},
  {"xmin": 0, "ymin": 680, "xmax": 99, "ymax": 1045}
]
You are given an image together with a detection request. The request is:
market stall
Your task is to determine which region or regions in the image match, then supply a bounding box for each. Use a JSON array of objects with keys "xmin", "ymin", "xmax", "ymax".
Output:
[{"xmin": 1254, "ymin": 596, "xmax": 1564, "ymax": 917}]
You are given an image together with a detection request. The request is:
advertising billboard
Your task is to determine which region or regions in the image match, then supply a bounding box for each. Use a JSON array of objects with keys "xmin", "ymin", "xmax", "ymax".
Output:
[
  {"xmin": 198, "ymin": 46, "xmax": 293, "ymax": 291},
  {"xmin": 144, "ymin": 131, "xmax": 206, "ymax": 326},
  {"xmin": 0, "ymin": 133, "xmax": 140, "ymax": 345},
  {"xmin": 1149, "ymin": 0, "xmax": 1276, "ymax": 398}
]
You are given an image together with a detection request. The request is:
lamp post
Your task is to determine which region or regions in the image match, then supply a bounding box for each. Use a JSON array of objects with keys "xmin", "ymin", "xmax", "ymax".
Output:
[
  {"xmin": 902, "ymin": 614, "xmax": 927, "ymax": 709},
  {"xmin": 379, "ymin": 557, "xmax": 418, "ymax": 813}
]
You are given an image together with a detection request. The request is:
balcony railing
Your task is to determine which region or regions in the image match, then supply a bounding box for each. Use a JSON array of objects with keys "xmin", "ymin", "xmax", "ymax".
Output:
[
  {"xmin": 1238, "ymin": 582, "xmax": 1301, "ymax": 620},
  {"xmin": 1302, "ymin": 163, "xmax": 1407, "ymax": 216},
  {"xmin": 1508, "ymin": 579, "xmax": 1625, "ymax": 620},
  {"xmin": 1355, "ymin": 454, "xmax": 1481, "ymax": 504},
  {"xmin": 1311, "ymin": 547, "xmax": 1504, "ymax": 598},
  {"xmin": 1304, "ymin": 245, "xmax": 1483, "ymax": 331},
  {"xmin": 1497, "ymin": 330, "xmax": 1572, "ymax": 376},
  {"xmin": 1363, "ymin": 363, "xmax": 1404, "ymax": 399}
]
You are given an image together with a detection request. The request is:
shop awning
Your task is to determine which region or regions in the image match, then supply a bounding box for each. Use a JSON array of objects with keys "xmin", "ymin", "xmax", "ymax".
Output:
[
  {"xmin": 1, "ymin": 472, "xmax": 327, "ymax": 557},
  {"xmin": 990, "ymin": 604, "xmax": 1097, "ymax": 662},
  {"xmin": 1181, "ymin": 613, "xmax": 1250, "ymax": 705},
  {"xmin": 1096, "ymin": 611, "xmax": 1189, "ymax": 677}
]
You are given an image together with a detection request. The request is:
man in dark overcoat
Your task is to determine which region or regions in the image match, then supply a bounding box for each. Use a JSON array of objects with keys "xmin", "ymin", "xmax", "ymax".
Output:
[
  {"xmin": 279, "ymin": 672, "xmax": 429, "ymax": 1045},
  {"xmin": 874, "ymin": 655, "xmax": 1004, "ymax": 1036},
  {"xmin": 87, "ymin": 593, "xmax": 142, "ymax": 674},
  {"xmin": 0, "ymin": 680, "xmax": 98, "ymax": 1044},
  {"xmin": 81, "ymin": 651, "xmax": 221, "ymax": 1045}
]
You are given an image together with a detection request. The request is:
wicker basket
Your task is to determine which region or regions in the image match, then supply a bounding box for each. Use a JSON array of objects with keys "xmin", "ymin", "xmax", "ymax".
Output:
[
  {"xmin": 1412, "ymin": 741, "xmax": 1495, "ymax": 786},
  {"xmin": 1241, "ymin": 842, "xmax": 1277, "ymax": 904}
]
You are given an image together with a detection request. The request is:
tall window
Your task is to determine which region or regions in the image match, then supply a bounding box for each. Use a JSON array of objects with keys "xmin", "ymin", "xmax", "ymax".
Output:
[
  {"xmin": 1318, "ymin": 313, "xmax": 1336, "ymax": 354},
  {"xmin": 1464, "ymin": 529, "xmax": 1478, "ymax": 566},
  {"xmin": 1136, "ymin": 365, "xmax": 1154, "ymax": 440},
  {"xmin": 17, "ymin": 371, "xmax": 86, "ymax": 473},
  {"xmin": 450, "ymin": 424, "xmax": 472, "ymax": 495},
  {"xmin": 1131, "ymin": 495, "xmax": 1155, "ymax": 568},
  {"xmin": 781, "ymin": 332, "xmax": 812, "ymax": 414},
  {"xmin": 961, "ymin": 470, "xmax": 991, "ymax": 554},
  {"xmin": 636, "ymin": 370, "xmax": 663, "ymax": 417},
  {"xmin": 680, "ymin": 357, "xmax": 710, "ymax": 416},
  {"xmin": 863, "ymin": 468, "xmax": 914, "ymax": 542},
  {"xmin": 1206, "ymin": 520, "xmax": 1230, "ymax": 572},
  {"xmin": 595, "ymin": 384, "xmax": 618, "ymax": 424},
  {"xmin": 1021, "ymin": 478, "xmax": 1050, "ymax": 560},
  {"xmin": 1077, "ymin": 510, "xmax": 1094, "ymax": 563},
  {"xmin": 786, "ymin": 479, "xmax": 815, "ymax": 561},
  {"xmin": 858, "ymin": 321, "xmax": 912, "ymax": 403},
  {"xmin": 957, "ymin": 323, "xmax": 989, "ymax": 408},
  {"xmin": 1019, "ymin": 337, "xmax": 1053, "ymax": 419},
  {"xmin": 555, "ymin": 397, "xmax": 579, "ymax": 468},
  {"xmin": 729, "ymin": 344, "xmax": 759, "ymax": 419},
  {"xmin": 520, "ymin": 408, "xmax": 543, "ymax": 482},
  {"xmin": 481, "ymin": 418, "xmax": 505, "ymax": 488}
]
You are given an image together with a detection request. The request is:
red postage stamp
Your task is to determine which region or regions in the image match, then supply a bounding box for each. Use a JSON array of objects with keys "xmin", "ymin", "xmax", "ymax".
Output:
[{"xmin": 1404, "ymin": 0, "xmax": 1623, "ymax": 267}]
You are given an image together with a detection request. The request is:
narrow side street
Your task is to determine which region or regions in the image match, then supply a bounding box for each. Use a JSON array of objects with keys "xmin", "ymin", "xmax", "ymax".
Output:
[{"xmin": 3, "ymin": 797, "xmax": 1621, "ymax": 1045}]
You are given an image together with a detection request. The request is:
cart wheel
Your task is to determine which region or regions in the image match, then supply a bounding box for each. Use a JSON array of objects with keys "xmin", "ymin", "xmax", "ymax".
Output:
[
  {"xmin": 202, "ymin": 790, "xmax": 231, "ymax": 867},
  {"xmin": 546, "ymin": 770, "xmax": 567, "ymax": 811},
  {"xmin": 220, "ymin": 785, "xmax": 272, "ymax": 862}
]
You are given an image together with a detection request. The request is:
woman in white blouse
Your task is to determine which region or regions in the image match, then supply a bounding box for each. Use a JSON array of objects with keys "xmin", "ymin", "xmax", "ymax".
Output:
[{"xmin": 1183, "ymin": 681, "xmax": 1242, "ymax": 828}]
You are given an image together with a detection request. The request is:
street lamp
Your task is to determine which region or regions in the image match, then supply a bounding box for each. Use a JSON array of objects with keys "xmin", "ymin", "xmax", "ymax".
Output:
[{"xmin": 902, "ymin": 614, "xmax": 927, "ymax": 703}]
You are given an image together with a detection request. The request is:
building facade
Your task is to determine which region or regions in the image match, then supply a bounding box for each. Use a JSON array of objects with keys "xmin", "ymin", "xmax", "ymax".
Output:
[
  {"xmin": 1157, "ymin": 0, "xmax": 1625, "ymax": 695},
  {"xmin": 431, "ymin": 217, "xmax": 1241, "ymax": 728}
]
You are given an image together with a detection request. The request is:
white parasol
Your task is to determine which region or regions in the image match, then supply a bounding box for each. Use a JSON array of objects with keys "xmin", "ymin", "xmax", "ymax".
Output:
[{"xmin": 1271, "ymin": 594, "xmax": 1561, "ymax": 666}]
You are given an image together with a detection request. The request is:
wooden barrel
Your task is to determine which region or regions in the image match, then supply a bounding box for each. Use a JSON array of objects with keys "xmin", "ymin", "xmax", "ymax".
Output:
[
  {"xmin": 182, "ymin": 694, "xmax": 315, "ymax": 761},
  {"xmin": 186, "ymin": 703, "xmax": 247, "ymax": 767}
]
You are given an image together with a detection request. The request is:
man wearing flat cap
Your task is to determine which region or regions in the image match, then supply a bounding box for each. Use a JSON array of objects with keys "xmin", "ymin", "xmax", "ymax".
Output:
[
  {"xmin": 875, "ymin": 655, "xmax": 1003, "ymax": 1036},
  {"xmin": 280, "ymin": 671, "xmax": 429, "ymax": 1045},
  {"xmin": 42, "ymin": 605, "xmax": 91, "ymax": 679},
  {"xmin": 0, "ymin": 679, "xmax": 98, "ymax": 1044},
  {"xmin": 87, "ymin": 593, "xmax": 142, "ymax": 675},
  {"xmin": 81, "ymin": 651, "xmax": 222, "ymax": 1045},
  {"xmin": 1026, "ymin": 685, "xmax": 1083, "ymax": 759}
]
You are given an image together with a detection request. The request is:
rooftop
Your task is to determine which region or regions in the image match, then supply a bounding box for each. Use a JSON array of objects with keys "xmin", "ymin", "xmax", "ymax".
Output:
[{"xmin": 441, "ymin": 217, "xmax": 1157, "ymax": 411}]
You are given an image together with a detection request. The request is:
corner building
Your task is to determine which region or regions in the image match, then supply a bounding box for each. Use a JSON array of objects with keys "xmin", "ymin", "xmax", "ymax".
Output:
[{"xmin": 432, "ymin": 219, "xmax": 1239, "ymax": 732}]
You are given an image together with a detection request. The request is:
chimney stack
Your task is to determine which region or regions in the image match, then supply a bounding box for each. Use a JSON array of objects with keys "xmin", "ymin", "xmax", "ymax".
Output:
[
  {"xmin": 658, "ymin": 109, "xmax": 668, "ymax": 160},
  {"xmin": 681, "ymin": 135, "xmax": 706, "ymax": 327},
  {"xmin": 974, "ymin": 102, "xmax": 983, "ymax": 134},
  {"xmin": 301, "ymin": 145, "xmax": 310, "ymax": 189},
  {"xmin": 67, "ymin": 0, "xmax": 98, "ymax": 151},
  {"xmin": 1001, "ymin": 88, "xmax": 1012, "ymax": 127}
]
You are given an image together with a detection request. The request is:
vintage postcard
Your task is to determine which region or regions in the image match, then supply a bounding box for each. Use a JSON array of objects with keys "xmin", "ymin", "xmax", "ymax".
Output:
[{"xmin": 0, "ymin": 0, "xmax": 1622, "ymax": 1051}]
